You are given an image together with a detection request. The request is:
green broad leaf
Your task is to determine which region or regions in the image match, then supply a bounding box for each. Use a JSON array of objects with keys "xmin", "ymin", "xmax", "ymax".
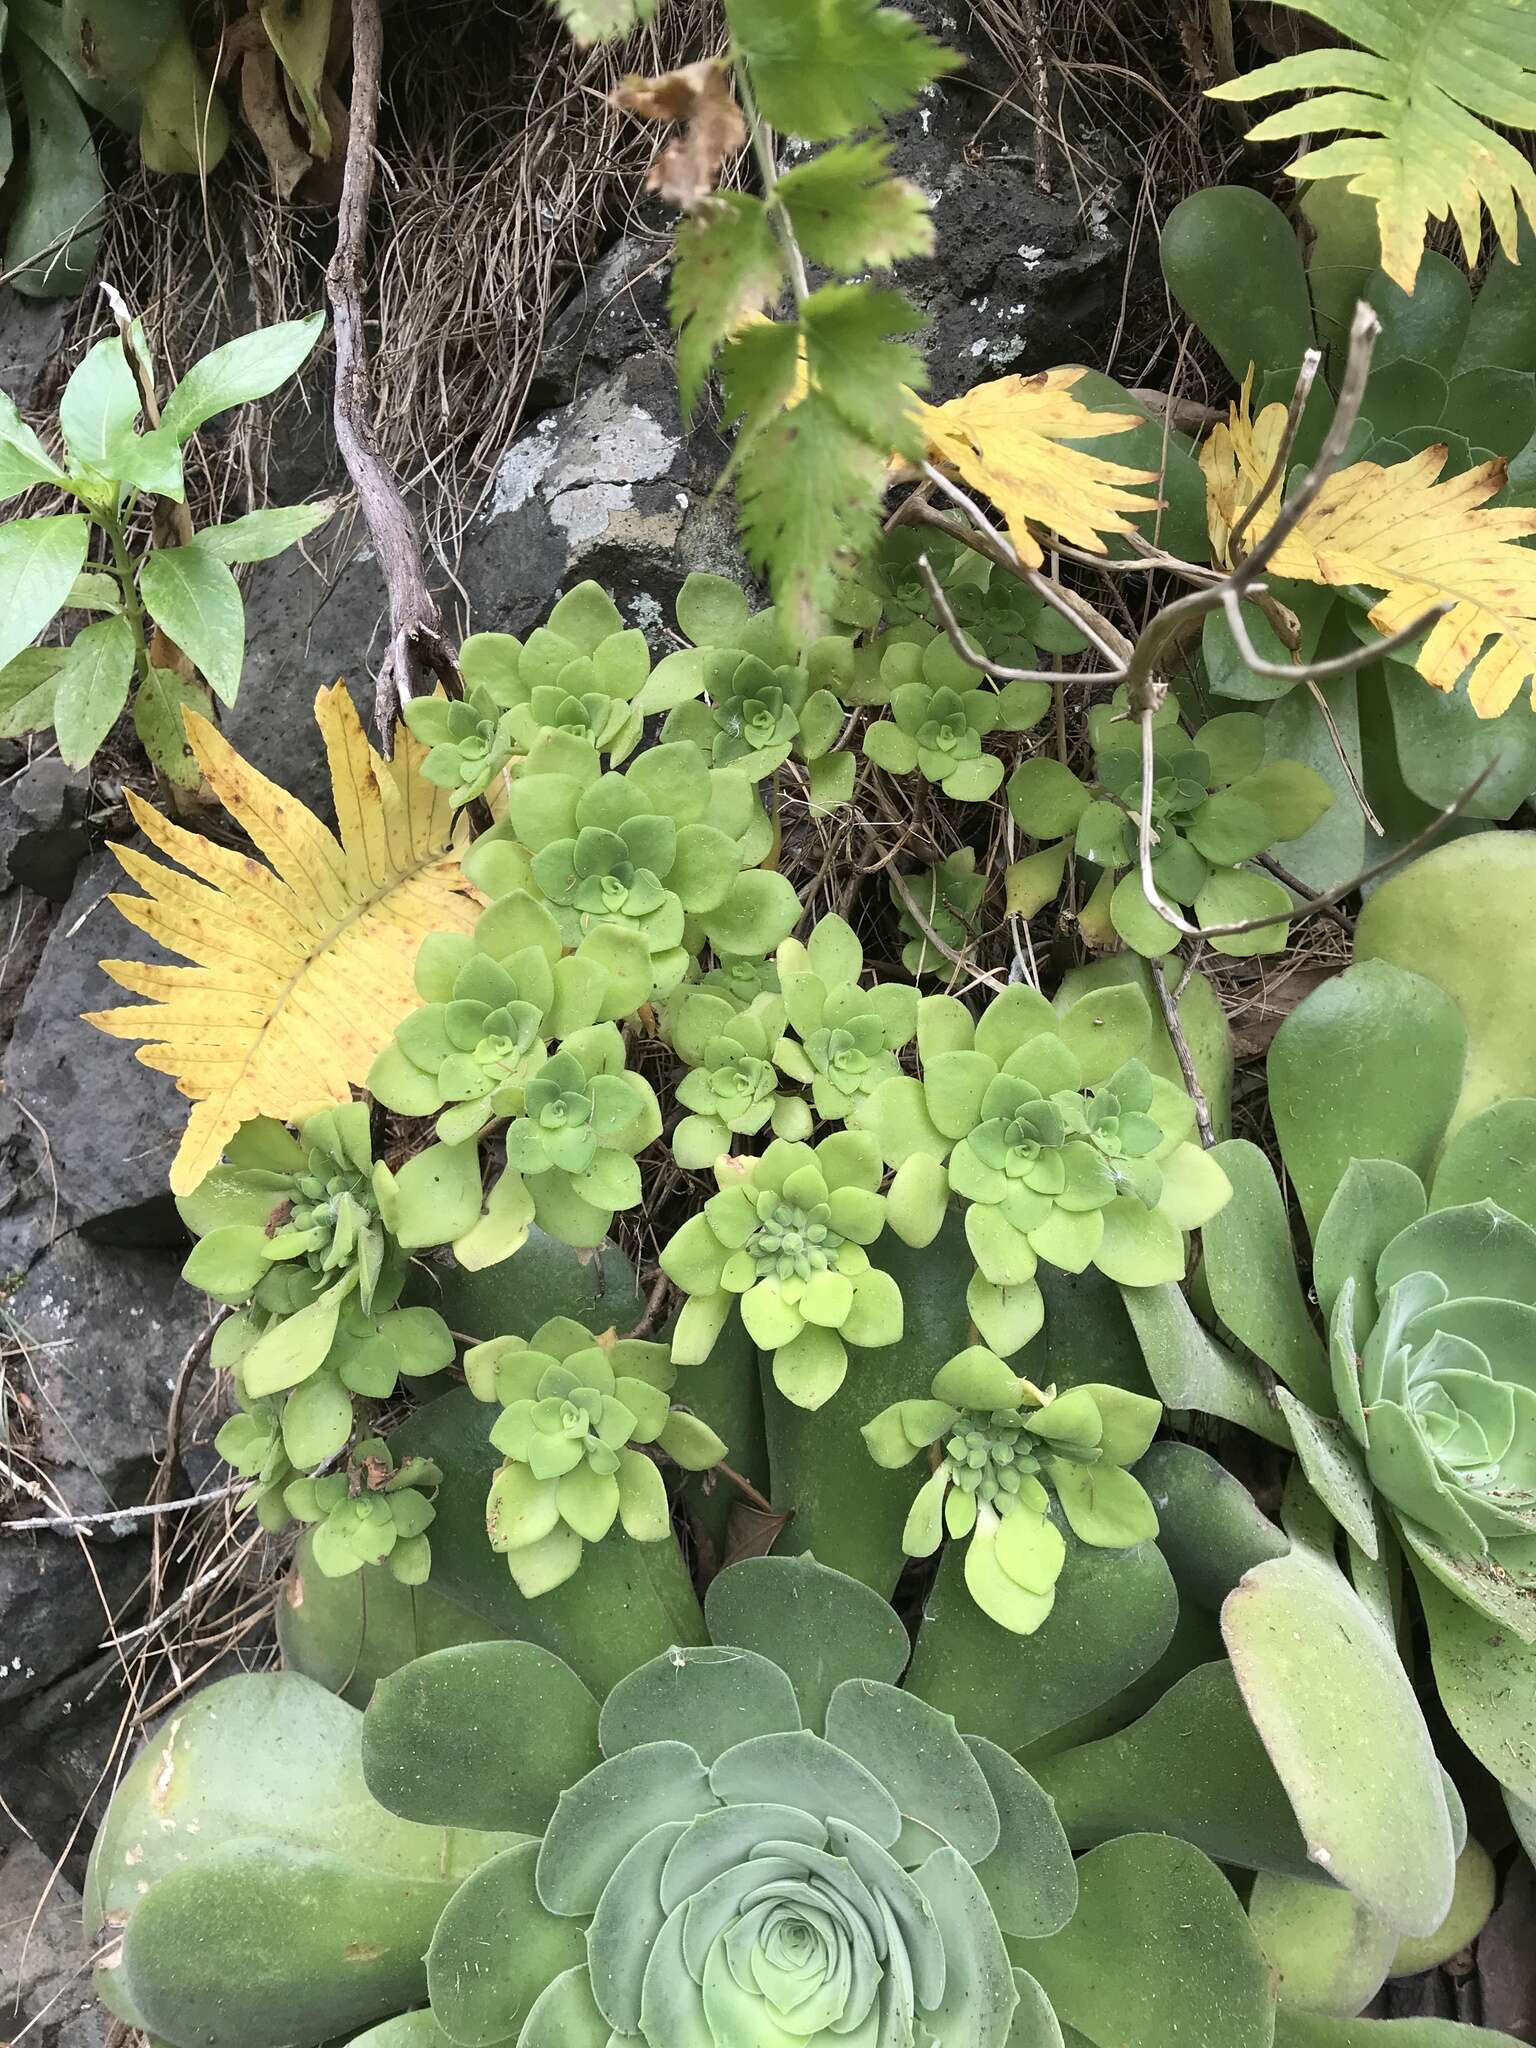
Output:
[
  {"xmin": 1274, "ymin": 1390, "xmax": 1377, "ymax": 1556},
  {"xmin": 243, "ymin": 1281, "xmax": 348, "ymax": 1397},
  {"xmin": 670, "ymin": 195, "xmax": 784, "ymax": 420},
  {"xmin": 1396, "ymin": 1514, "xmax": 1536, "ymax": 1647},
  {"xmin": 1020, "ymin": 1833, "xmax": 1276, "ymax": 2048},
  {"xmin": 1429, "ymin": 1097, "xmax": 1536, "ymax": 1233},
  {"xmin": 734, "ymin": 385, "xmax": 891, "ymax": 645},
  {"xmin": 0, "ymin": 390, "xmax": 67, "ymax": 501},
  {"xmin": 1247, "ymin": 1870, "xmax": 1396, "ymax": 2019},
  {"xmin": 1222, "ymin": 1547, "xmax": 1457, "ymax": 1937},
  {"xmin": 426, "ymin": 1841, "xmax": 587, "ymax": 2048},
  {"xmin": 51, "ymin": 613, "xmax": 135, "ymax": 765},
  {"xmin": 702, "ymin": 867, "xmax": 802, "ymax": 957},
  {"xmin": 1388, "ymin": 1839, "xmax": 1498, "ymax": 1980},
  {"xmin": 160, "ymin": 312, "xmax": 325, "ymax": 443},
  {"xmin": 58, "ymin": 336, "xmax": 141, "ymax": 475},
  {"xmin": 1138, "ymin": 1442, "xmax": 1290, "ymax": 1613},
  {"xmin": 1109, "ymin": 870, "xmax": 1182, "ymax": 956},
  {"xmin": 600, "ymin": 1644, "xmax": 800, "ymax": 1764},
  {"xmin": 1355, "ymin": 831, "xmax": 1536, "ymax": 1140},
  {"xmin": 349, "ymin": 2013, "xmax": 459, "ymax": 2045},
  {"xmin": 193, "ymin": 498, "xmax": 339, "ymax": 564},
  {"xmin": 703, "ymin": 1553, "xmax": 908, "ymax": 1734},
  {"xmin": 726, "ymin": 0, "xmax": 959, "ymax": 141},
  {"xmin": 134, "ymin": 667, "xmax": 214, "ymax": 789},
  {"xmin": 1055, "ymin": 983, "xmax": 1152, "ymax": 1085},
  {"xmin": 906, "ymin": 1522, "xmax": 1178, "ymax": 1755},
  {"xmin": 808, "ymin": 748, "xmax": 856, "ymax": 813},
  {"xmin": 281, "ymin": 1372, "xmax": 355, "ymax": 1469},
  {"xmin": 1032, "ymin": 1659, "xmax": 1314, "ymax": 1877},
  {"xmin": 138, "ymin": 543, "xmax": 246, "ymax": 705},
  {"xmin": 800, "ymin": 282, "xmax": 926, "ymax": 456},
  {"xmin": 1269, "ymin": 960, "xmax": 1466, "ymax": 1241},
  {"xmin": 1201, "ymin": 1140, "xmax": 1331, "ymax": 1410},
  {"xmin": 0, "ymin": 513, "xmax": 89, "ymax": 674},
  {"xmin": 1312, "ymin": 1158, "xmax": 1427, "ymax": 1339},
  {"xmin": 363, "ymin": 1641, "xmax": 600, "ymax": 1832},
  {"xmin": 966, "ymin": 1736, "xmax": 1078, "ymax": 1940},
  {"xmin": 1413, "ymin": 1559, "xmax": 1536, "ymax": 1807},
  {"xmin": 1194, "ymin": 866, "xmax": 1292, "ymax": 956},
  {"xmin": 825, "ymin": 1678, "xmax": 1000, "ymax": 1862},
  {"xmin": 0, "ymin": 648, "xmax": 65, "ymax": 739},
  {"xmin": 67, "ymin": 571, "xmax": 124, "ymax": 612},
  {"xmin": 6, "ymin": 34, "xmax": 106, "ymax": 298},
  {"xmin": 1122, "ymin": 1286, "xmax": 1302, "ymax": 1449},
  {"xmin": 549, "ymin": 0, "xmax": 658, "ymax": 41},
  {"xmin": 1272, "ymin": 2014, "xmax": 1524, "ymax": 2047},
  {"xmin": 778, "ymin": 138, "xmax": 934, "ymax": 269}
]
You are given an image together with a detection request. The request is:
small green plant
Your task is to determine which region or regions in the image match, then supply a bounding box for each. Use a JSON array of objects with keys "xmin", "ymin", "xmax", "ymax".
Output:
[
  {"xmin": 863, "ymin": 628, "xmax": 1050, "ymax": 803},
  {"xmin": 890, "ymin": 849, "xmax": 987, "ymax": 978},
  {"xmin": 863, "ymin": 1345, "xmax": 1161, "ymax": 1633},
  {"xmin": 470, "ymin": 1316, "xmax": 726, "ymax": 1595},
  {"xmin": 1008, "ymin": 695, "xmax": 1334, "ymax": 958},
  {"xmin": 662, "ymin": 1131, "xmax": 902, "ymax": 1407},
  {"xmin": 0, "ymin": 311, "xmax": 329, "ymax": 782}
]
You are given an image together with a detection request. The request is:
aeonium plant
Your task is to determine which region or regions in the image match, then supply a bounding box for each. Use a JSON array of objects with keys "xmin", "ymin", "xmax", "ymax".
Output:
[
  {"xmin": 863, "ymin": 626, "xmax": 1050, "ymax": 804},
  {"xmin": 1007, "ymin": 694, "xmax": 1333, "ymax": 958},
  {"xmin": 467, "ymin": 1316, "xmax": 726, "ymax": 1596},
  {"xmin": 858, "ymin": 981, "xmax": 1231, "ymax": 1354},
  {"xmin": 662, "ymin": 1132, "xmax": 902, "ymax": 1408},
  {"xmin": 772, "ymin": 913, "xmax": 919, "ymax": 1123},
  {"xmin": 863, "ymin": 1345, "xmax": 1161, "ymax": 1634}
]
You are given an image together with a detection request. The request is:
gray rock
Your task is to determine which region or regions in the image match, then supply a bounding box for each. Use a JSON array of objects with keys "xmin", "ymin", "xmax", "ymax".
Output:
[
  {"xmin": 0, "ymin": 1838, "xmax": 109, "ymax": 2048},
  {"xmin": 4, "ymin": 846, "xmax": 189, "ymax": 1241},
  {"xmin": 0, "ymin": 759, "xmax": 91, "ymax": 900},
  {"xmin": 0, "ymin": 1650, "xmax": 138, "ymax": 1880},
  {"xmin": 0, "ymin": 1534, "xmax": 148, "ymax": 1709},
  {"xmin": 4, "ymin": 1233, "xmax": 207, "ymax": 1521},
  {"xmin": 0, "ymin": 291, "xmax": 68, "ymax": 407}
]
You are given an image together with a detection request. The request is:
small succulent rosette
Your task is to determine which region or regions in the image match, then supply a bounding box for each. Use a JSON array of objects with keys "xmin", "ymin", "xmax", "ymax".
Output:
[
  {"xmin": 470, "ymin": 1317, "xmax": 725, "ymax": 1596},
  {"xmin": 667, "ymin": 985, "xmax": 812, "ymax": 1168},
  {"xmin": 367, "ymin": 891, "xmax": 650, "ymax": 1144},
  {"xmin": 1007, "ymin": 693, "xmax": 1332, "ymax": 959},
  {"xmin": 889, "ymin": 847, "xmax": 986, "ymax": 978},
  {"xmin": 463, "ymin": 733, "xmax": 800, "ymax": 997},
  {"xmin": 862, "ymin": 628, "xmax": 1049, "ymax": 803},
  {"xmin": 661, "ymin": 1133, "xmax": 903, "ymax": 1408},
  {"xmin": 863, "ymin": 1344, "xmax": 1161, "ymax": 1634},
  {"xmin": 773, "ymin": 913, "xmax": 918, "ymax": 1122},
  {"xmin": 458, "ymin": 579, "xmax": 654, "ymax": 765},
  {"xmin": 1326, "ymin": 1191, "xmax": 1536, "ymax": 1591},
  {"xmin": 858, "ymin": 981, "xmax": 1231, "ymax": 1354},
  {"xmin": 638, "ymin": 571, "xmax": 855, "ymax": 810},
  {"xmin": 282, "ymin": 1435, "xmax": 442, "ymax": 1585}
]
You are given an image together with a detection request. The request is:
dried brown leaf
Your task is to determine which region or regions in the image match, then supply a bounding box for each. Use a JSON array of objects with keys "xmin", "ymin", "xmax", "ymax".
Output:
[{"xmin": 613, "ymin": 59, "xmax": 746, "ymax": 211}]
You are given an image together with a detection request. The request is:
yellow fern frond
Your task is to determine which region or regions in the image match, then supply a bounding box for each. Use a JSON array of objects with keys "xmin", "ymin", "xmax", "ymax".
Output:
[
  {"xmin": 1210, "ymin": 0, "xmax": 1536, "ymax": 291},
  {"xmin": 913, "ymin": 367, "xmax": 1160, "ymax": 569},
  {"xmin": 1202, "ymin": 389, "xmax": 1536, "ymax": 717},
  {"xmin": 86, "ymin": 685, "xmax": 481, "ymax": 1195}
]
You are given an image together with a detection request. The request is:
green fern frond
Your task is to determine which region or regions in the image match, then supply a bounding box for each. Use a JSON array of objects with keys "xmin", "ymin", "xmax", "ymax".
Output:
[{"xmin": 1211, "ymin": 0, "xmax": 1536, "ymax": 289}]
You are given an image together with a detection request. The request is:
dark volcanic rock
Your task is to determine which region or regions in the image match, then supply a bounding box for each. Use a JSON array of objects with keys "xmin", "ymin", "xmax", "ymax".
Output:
[
  {"xmin": 0, "ymin": 1839, "xmax": 110, "ymax": 2048},
  {"xmin": 0, "ymin": 760, "xmax": 91, "ymax": 900}
]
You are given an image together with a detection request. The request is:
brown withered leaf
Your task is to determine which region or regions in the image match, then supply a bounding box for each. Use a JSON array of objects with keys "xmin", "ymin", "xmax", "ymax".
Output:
[{"xmin": 613, "ymin": 59, "xmax": 746, "ymax": 211}]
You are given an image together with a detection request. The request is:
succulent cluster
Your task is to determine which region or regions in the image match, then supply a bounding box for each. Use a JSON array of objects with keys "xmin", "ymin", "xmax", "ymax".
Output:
[
  {"xmin": 181, "ymin": 1108, "xmax": 456, "ymax": 1568},
  {"xmin": 663, "ymin": 1132, "xmax": 902, "ymax": 1408},
  {"xmin": 889, "ymin": 848, "xmax": 987, "ymax": 978},
  {"xmin": 864, "ymin": 1346, "xmax": 1161, "ymax": 1633},
  {"xmin": 863, "ymin": 628, "xmax": 1049, "ymax": 803},
  {"xmin": 405, "ymin": 581, "xmax": 655, "ymax": 802},
  {"xmin": 858, "ymin": 980, "xmax": 1231, "ymax": 1353},
  {"xmin": 469, "ymin": 1316, "xmax": 726, "ymax": 1595},
  {"xmin": 1008, "ymin": 696, "xmax": 1334, "ymax": 958}
]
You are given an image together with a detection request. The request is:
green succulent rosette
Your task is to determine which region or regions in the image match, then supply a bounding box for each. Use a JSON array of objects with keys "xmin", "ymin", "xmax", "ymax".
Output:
[
  {"xmin": 458, "ymin": 581, "xmax": 652, "ymax": 766},
  {"xmin": 772, "ymin": 913, "xmax": 918, "ymax": 1122},
  {"xmin": 463, "ymin": 733, "xmax": 799, "ymax": 996},
  {"xmin": 661, "ymin": 1133, "xmax": 903, "ymax": 1409},
  {"xmin": 491, "ymin": 1024, "xmax": 663, "ymax": 1248},
  {"xmin": 863, "ymin": 1345, "xmax": 1161, "ymax": 1634},
  {"xmin": 368, "ymin": 892, "xmax": 650, "ymax": 1145},
  {"xmin": 668, "ymin": 986, "xmax": 813, "ymax": 1169},
  {"xmin": 858, "ymin": 982, "xmax": 1231, "ymax": 1354},
  {"xmin": 889, "ymin": 848, "xmax": 986, "ymax": 978},
  {"xmin": 862, "ymin": 629, "xmax": 1049, "ymax": 803},
  {"xmin": 283, "ymin": 1435, "xmax": 442, "ymax": 1585},
  {"xmin": 468, "ymin": 1315, "xmax": 726, "ymax": 1596},
  {"xmin": 1328, "ymin": 1195, "xmax": 1536, "ymax": 1591},
  {"xmin": 638, "ymin": 572, "xmax": 854, "ymax": 806},
  {"xmin": 860, "ymin": 526, "xmax": 1089, "ymax": 669},
  {"xmin": 1008, "ymin": 693, "xmax": 1333, "ymax": 959},
  {"xmin": 403, "ymin": 687, "xmax": 517, "ymax": 807},
  {"xmin": 393, "ymin": 1556, "xmax": 1075, "ymax": 2048}
]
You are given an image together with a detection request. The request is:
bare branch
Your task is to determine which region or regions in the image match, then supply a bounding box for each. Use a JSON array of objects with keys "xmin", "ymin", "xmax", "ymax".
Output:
[
  {"xmin": 1149, "ymin": 956, "xmax": 1214, "ymax": 1147},
  {"xmin": 327, "ymin": 0, "xmax": 460, "ymax": 734},
  {"xmin": 916, "ymin": 554, "xmax": 1096, "ymax": 684},
  {"xmin": 1227, "ymin": 346, "xmax": 1322, "ymax": 561},
  {"xmin": 1220, "ymin": 586, "xmax": 1449, "ymax": 684}
]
